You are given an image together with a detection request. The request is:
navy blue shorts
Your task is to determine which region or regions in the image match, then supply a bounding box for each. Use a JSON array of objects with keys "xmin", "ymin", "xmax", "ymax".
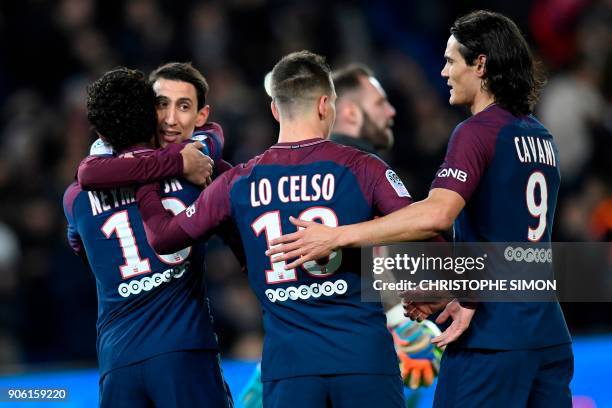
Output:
[
  {"xmin": 263, "ymin": 373, "xmax": 404, "ymax": 408},
  {"xmin": 434, "ymin": 343, "xmax": 573, "ymax": 408},
  {"xmin": 99, "ymin": 350, "xmax": 233, "ymax": 408}
]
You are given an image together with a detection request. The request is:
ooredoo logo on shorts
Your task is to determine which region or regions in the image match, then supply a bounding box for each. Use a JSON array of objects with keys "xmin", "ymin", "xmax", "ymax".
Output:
[{"xmin": 265, "ymin": 279, "xmax": 348, "ymax": 303}]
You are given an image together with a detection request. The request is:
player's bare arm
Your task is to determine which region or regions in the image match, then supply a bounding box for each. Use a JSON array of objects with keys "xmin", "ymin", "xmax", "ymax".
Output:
[{"xmin": 268, "ymin": 188, "xmax": 465, "ymax": 269}]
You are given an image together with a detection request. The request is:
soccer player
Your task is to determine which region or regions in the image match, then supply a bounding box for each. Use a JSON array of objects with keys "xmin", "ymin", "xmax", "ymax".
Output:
[
  {"xmin": 76, "ymin": 61, "xmax": 237, "ymax": 265},
  {"xmin": 331, "ymin": 63, "xmax": 436, "ymax": 389},
  {"xmin": 77, "ymin": 62, "xmax": 227, "ymax": 191},
  {"xmin": 240, "ymin": 64, "xmax": 433, "ymax": 407},
  {"xmin": 267, "ymin": 11, "xmax": 573, "ymax": 407},
  {"xmin": 330, "ymin": 64, "xmax": 396, "ymax": 154},
  {"xmin": 63, "ymin": 68, "xmax": 232, "ymax": 407},
  {"xmin": 136, "ymin": 51, "xmax": 410, "ymax": 408}
]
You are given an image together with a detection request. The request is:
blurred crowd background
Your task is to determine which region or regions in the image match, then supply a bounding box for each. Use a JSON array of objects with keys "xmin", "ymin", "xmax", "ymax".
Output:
[{"xmin": 0, "ymin": 0, "xmax": 610, "ymax": 372}]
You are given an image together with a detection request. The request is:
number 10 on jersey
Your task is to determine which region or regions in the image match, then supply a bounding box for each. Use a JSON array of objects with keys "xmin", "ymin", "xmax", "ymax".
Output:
[{"xmin": 101, "ymin": 198, "xmax": 192, "ymax": 279}]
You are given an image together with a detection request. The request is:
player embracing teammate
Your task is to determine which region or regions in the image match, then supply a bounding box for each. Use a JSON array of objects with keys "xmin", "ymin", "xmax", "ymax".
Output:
[
  {"xmin": 63, "ymin": 65, "xmax": 233, "ymax": 407},
  {"xmin": 269, "ymin": 10, "xmax": 573, "ymax": 408},
  {"xmin": 64, "ymin": 9, "xmax": 572, "ymax": 408}
]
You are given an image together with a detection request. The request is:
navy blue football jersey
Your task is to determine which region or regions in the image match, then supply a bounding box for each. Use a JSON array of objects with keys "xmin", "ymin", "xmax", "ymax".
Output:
[
  {"xmin": 63, "ymin": 148, "xmax": 218, "ymax": 376},
  {"xmin": 151, "ymin": 138, "xmax": 413, "ymax": 381},
  {"xmin": 431, "ymin": 104, "xmax": 571, "ymax": 349}
]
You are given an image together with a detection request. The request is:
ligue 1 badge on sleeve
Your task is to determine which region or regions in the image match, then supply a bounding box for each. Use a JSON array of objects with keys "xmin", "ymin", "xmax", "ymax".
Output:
[
  {"xmin": 191, "ymin": 134, "xmax": 211, "ymax": 157},
  {"xmin": 386, "ymin": 169, "xmax": 411, "ymax": 198},
  {"xmin": 89, "ymin": 138, "xmax": 115, "ymax": 156}
]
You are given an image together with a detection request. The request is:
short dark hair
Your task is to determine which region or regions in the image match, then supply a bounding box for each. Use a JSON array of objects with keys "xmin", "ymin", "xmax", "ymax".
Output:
[
  {"xmin": 87, "ymin": 67, "xmax": 156, "ymax": 151},
  {"xmin": 332, "ymin": 64, "xmax": 373, "ymax": 98},
  {"xmin": 451, "ymin": 10, "xmax": 545, "ymax": 116},
  {"xmin": 270, "ymin": 50, "xmax": 333, "ymax": 115},
  {"xmin": 149, "ymin": 62, "xmax": 209, "ymax": 110}
]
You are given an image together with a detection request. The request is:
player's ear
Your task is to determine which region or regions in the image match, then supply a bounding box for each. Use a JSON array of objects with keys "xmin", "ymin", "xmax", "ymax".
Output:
[
  {"xmin": 318, "ymin": 95, "xmax": 330, "ymax": 119},
  {"xmin": 195, "ymin": 105, "xmax": 210, "ymax": 127},
  {"xmin": 271, "ymin": 100, "xmax": 280, "ymax": 123},
  {"xmin": 475, "ymin": 54, "xmax": 487, "ymax": 78}
]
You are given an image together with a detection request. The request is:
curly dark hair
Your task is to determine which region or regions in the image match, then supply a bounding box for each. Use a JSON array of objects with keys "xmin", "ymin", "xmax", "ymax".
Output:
[
  {"xmin": 87, "ymin": 67, "xmax": 157, "ymax": 151},
  {"xmin": 451, "ymin": 10, "xmax": 545, "ymax": 116}
]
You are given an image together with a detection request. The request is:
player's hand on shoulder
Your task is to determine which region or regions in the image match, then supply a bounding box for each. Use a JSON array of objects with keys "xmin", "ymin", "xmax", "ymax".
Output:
[
  {"xmin": 180, "ymin": 142, "xmax": 214, "ymax": 187},
  {"xmin": 268, "ymin": 216, "xmax": 339, "ymax": 269}
]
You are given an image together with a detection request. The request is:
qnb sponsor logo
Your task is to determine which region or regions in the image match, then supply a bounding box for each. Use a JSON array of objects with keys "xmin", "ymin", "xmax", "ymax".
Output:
[
  {"xmin": 436, "ymin": 168, "xmax": 468, "ymax": 182},
  {"xmin": 118, "ymin": 263, "xmax": 188, "ymax": 298},
  {"xmin": 265, "ymin": 279, "xmax": 348, "ymax": 303},
  {"xmin": 504, "ymin": 246, "xmax": 552, "ymax": 263}
]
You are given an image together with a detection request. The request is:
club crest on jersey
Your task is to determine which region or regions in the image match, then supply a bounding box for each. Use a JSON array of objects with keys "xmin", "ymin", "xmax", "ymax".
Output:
[{"xmin": 385, "ymin": 170, "xmax": 411, "ymax": 198}]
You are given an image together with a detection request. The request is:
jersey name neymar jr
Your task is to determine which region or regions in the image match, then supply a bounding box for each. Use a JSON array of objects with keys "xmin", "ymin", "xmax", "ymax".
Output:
[{"xmin": 64, "ymin": 157, "xmax": 218, "ymax": 376}]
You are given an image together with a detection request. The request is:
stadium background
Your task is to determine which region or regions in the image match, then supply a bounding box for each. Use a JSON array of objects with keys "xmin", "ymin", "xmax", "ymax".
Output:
[{"xmin": 0, "ymin": 0, "xmax": 610, "ymax": 406}]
